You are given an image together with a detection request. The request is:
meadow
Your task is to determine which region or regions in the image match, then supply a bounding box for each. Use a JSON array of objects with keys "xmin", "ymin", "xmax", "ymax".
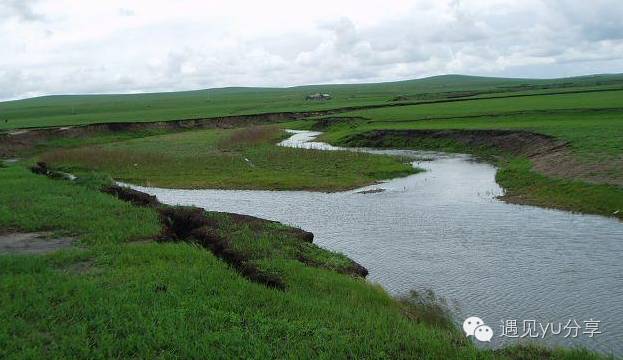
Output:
[
  {"xmin": 0, "ymin": 166, "xmax": 607, "ymax": 359},
  {"xmin": 37, "ymin": 126, "xmax": 417, "ymax": 191},
  {"xmin": 1, "ymin": 74, "xmax": 622, "ymax": 130},
  {"xmin": 312, "ymin": 89, "xmax": 623, "ymax": 219},
  {"xmin": 1, "ymin": 74, "xmax": 622, "ymax": 358}
]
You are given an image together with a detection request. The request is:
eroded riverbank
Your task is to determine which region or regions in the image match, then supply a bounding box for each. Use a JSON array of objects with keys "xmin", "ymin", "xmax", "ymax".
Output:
[{"xmin": 125, "ymin": 130, "xmax": 623, "ymax": 355}]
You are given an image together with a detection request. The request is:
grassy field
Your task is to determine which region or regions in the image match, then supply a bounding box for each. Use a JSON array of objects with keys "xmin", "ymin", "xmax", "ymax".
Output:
[
  {"xmin": 0, "ymin": 166, "xmax": 608, "ymax": 359},
  {"xmin": 313, "ymin": 89, "xmax": 623, "ymax": 219},
  {"xmin": 37, "ymin": 126, "xmax": 417, "ymax": 191},
  {"xmin": 1, "ymin": 74, "xmax": 622, "ymax": 358},
  {"xmin": 1, "ymin": 74, "xmax": 622, "ymax": 130}
]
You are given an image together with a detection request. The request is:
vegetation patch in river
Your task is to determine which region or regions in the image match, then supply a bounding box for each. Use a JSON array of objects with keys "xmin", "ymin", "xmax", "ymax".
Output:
[{"xmin": 38, "ymin": 126, "xmax": 418, "ymax": 191}]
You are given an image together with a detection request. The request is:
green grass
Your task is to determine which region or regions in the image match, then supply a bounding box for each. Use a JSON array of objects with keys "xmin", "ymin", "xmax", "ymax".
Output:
[
  {"xmin": 311, "ymin": 89, "xmax": 623, "ymax": 219},
  {"xmin": 37, "ymin": 126, "xmax": 417, "ymax": 191},
  {"xmin": 323, "ymin": 110, "xmax": 623, "ymax": 163},
  {"xmin": 0, "ymin": 166, "xmax": 160, "ymax": 244},
  {"xmin": 1, "ymin": 75, "xmax": 621, "ymax": 358},
  {"xmin": 321, "ymin": 90, "xmax": 623, "ymax": 157},
  {"xmin": 496, "ymin": 159, "xmax": 623, "ymax": 217},
  {"xmin": 1, "ymin": 74, "xmax": 622, "ymax": 130},
  {"xmin": 0, "ymin": 166, "xmax": 609, "ymax": 359}
]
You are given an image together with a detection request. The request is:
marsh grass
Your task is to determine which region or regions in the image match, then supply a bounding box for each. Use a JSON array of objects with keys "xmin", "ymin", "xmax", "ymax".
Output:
[
  {"xmin": 399, "ymin": 289, "xmax": 458, "ymax": 331},
  {"xmin": 217, "ymin": 125, "xmax": 280, "ymax": 150},
  {"xmin": 39, "ymin": 127, "xmax": 417, "ymax": 191}
]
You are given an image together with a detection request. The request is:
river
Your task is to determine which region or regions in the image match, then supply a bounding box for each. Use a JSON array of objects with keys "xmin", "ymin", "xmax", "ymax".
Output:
[{"xmin": 126, "ymin": 130, "xmax": 623, "ymax": 355}]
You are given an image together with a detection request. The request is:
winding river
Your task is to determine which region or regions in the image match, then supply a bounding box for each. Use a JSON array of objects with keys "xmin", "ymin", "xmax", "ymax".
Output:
[{"xmin": 128, "ymin": 130, "xmax": 623, "ymax": 355}]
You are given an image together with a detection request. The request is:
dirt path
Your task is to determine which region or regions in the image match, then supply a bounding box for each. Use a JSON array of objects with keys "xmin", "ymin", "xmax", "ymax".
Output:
[{"xmin": 0, "ymin": 232, "xmax": 76, "ymax": 254}]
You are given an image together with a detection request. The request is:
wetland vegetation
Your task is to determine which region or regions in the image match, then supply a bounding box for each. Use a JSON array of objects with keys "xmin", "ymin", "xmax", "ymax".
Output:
[{"xmin": 1, "ymin": 74, "xmax": 622, "ymax": 358}]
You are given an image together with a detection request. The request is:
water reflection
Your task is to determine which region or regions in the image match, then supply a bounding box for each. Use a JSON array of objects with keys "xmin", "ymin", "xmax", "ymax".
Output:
[{"xmin": 127, "ymin": 130, "xmax": 623, "ymax": 355}]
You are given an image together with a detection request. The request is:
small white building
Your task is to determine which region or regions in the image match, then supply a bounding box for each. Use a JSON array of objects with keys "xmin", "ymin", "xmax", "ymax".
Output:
[{"xmin": 305, "ymin": 93, "xmax": 332, "ymax": 101}]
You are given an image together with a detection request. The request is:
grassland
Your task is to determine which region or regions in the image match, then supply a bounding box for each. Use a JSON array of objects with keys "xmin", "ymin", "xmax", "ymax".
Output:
[
  {"xmin": 0, "ymin": 165, "xmax": 608, "ymax": 359},
  {"xmin": 315, "ymin": 89, "xmax": 623, "ymax": 219},
  {"xmin": 37, "ymin": 126, "xmax": 417, "ymax": 191},
  {"xmin": 1, "ymin": 74, "xmax": 622, "ymax": 358},
  {"xmin": 1, "ymin": 74, "xmax": 622, "ymax": 130}
]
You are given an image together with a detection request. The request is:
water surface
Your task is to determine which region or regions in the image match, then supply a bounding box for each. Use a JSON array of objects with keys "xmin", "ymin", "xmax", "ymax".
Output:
[{"xmin": 128, "ymin": 130, "xmax": 623, "ymax": 355}]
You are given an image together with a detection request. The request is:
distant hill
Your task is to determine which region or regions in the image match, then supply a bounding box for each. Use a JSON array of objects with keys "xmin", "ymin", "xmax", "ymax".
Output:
[{"xmin": 1, "ymin": 73, "xmax": 622, "ymax": 130}]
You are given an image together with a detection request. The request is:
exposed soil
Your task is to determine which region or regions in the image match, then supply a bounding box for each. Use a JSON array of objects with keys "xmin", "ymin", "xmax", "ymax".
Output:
[
  {"xmin": 357, "ymin": 188, "xmax": 386, "ymax": 194},
  {"xmin": 102, "ymin": 184, "xmax": 161, "ymax": 207},
  {"xmin": 3, "ymin": 87, "xmax": 621, "ymax": 158},
  {"xmin": 0, "ymin": 232, "xmax": 76, "ymax": 254},
  {"xmin": 101, "ymin": 184, "xmax": 368, "ymax": 286},
  {"xmin": 341, "ymin": 129, "xmax": 623, "ymax": 187},
  {"xmin": 311, "ymin": 116, "xmax": 369, "ymax": 131},
  {"xmin": 0, "ymin": 111, "xmax": 318, "ymax": 158},
  {"xmin": 158, "ymin": 206, "xmax": 287, "ymax": 290},
  {"xmin": 532, "ymin": 151, "xmax": 623, "ymax": 187}
]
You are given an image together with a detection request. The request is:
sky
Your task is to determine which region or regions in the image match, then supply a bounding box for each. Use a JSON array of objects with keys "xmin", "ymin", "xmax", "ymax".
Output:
[{"xmin": 1, "ymin": 0, "xmax": 623, "ymax": 100}]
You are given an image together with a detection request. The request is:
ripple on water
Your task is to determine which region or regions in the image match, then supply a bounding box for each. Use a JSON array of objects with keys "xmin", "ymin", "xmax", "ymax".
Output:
[{"xmin": 124, "ymin": 130, "xmax": 623, "ymax": 355}]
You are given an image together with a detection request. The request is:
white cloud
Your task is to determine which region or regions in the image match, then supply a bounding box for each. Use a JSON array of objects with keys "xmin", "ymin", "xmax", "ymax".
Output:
[{"xmin": 1, "ymin": 0, "xmax": 622, "ymax": 100}]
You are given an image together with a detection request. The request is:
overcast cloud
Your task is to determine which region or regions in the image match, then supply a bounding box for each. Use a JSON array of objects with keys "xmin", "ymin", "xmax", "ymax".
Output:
[{"xmin": 1, "ymin": 0, "xmax": 622, "ymax": 100}]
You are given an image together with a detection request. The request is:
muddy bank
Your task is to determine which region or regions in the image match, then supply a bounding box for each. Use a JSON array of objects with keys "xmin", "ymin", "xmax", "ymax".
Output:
[
  {"xmin": 338, "ymin": 128, "xmax": 623, "ymax": 188},
  {"xmin": 310, "ymin": 116, "xmax": 369, "ymax": 131},
  {"xmin": 4, "ymin": 87, "xmax": 622, "ymax": 159},
  {"xmin": 0, "ymin": 111, "xmax": 321, "ymax": 158},
  {"xmin": 158, "ymin": 206, "xmax": 286, "ymax": 289},
  {"xmin": 340, "ymin": 129, "xmax": 568, "ymax": 157},
  {"xmin": 103, "ymin": 184, "xmax": 161, "ymax": 208},
  {"xmin": 100, "ymin": 184, "xmax": 368, "ymax": 285}
]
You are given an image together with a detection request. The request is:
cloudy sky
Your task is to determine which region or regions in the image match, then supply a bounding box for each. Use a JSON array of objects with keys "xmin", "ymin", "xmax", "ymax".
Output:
[{"xmin": 1, "ymin": 0, "xmax": 622, "ymax": 100}]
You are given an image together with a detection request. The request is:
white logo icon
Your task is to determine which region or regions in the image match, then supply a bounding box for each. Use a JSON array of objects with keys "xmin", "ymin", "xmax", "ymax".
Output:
[{"xmin": 463, "ymin": 316, "xmax": 493, "ymax": 342}]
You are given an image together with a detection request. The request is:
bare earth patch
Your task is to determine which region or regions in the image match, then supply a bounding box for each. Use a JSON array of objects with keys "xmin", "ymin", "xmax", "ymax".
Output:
[
  {"xmin": 532, "ymin": 150, "xmax": 623, "ymax": 187},
  {"xmin": 0, "ymin": 232, "xmax": 76, "ymax": 254},
  {"xmin": 342, "ymin": 129, "xmax": 623, "ymax": 187}
]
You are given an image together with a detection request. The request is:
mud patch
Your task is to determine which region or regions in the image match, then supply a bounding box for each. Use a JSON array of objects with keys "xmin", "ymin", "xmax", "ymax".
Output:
[
  {"xmin": 0, "ymin": 232, "xmax": 76, "ymax": 255},
  {"xmin": 357, "ymin": 188, "xmax": 386, "ymax": 194},
  {"xmin": 103, "ymin": 184, "xmax": 161, "ymax": 208},
  {"xmin": 532, "ymin": 150, "xmax": 623, "ymax": 187}
]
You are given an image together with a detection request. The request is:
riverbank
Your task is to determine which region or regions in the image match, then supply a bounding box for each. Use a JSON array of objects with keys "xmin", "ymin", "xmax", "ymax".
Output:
[
  {"xmin": 0, "ymin": 164, "xmax": 610, "ymax": 358},
  {"xmin": 2, "ymin": 74, "xmax": 622, "ymax": 130},
  {"xmin": 33, "ymin": 126, "xmax": 418, "ymax": 191},
  {"xmin": 311, "ymin": 89, "xmax": 623, "ymax": 220},
  {"xmin": 331, "ymin": 129, "xmax": 622, "ymax": 221},
  {"xmin": 1, "ymin": 77, "xmax": 621, "ymax": 357}
]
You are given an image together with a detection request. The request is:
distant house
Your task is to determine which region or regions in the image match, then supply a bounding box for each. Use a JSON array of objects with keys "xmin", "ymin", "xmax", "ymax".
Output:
[{"xmin": 305, "ymin": 93, "xmax": 332, "ymax": 101}]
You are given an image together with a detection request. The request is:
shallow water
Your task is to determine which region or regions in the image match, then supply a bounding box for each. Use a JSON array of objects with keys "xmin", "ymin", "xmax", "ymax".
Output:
[{"xmin": 127, "ymin": 130, "xmax": 623, "ymax": 355}]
